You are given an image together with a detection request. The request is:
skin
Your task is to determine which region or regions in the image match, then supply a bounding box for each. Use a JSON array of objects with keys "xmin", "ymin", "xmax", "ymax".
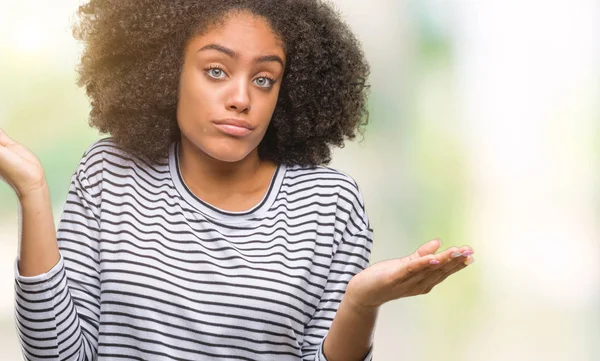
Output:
[
  {"xmin": 0, "ymin": 10, "xmax": 475, "ymax": 361},
  {"xmin": 174, "ymin": 14, "xmax": 477, "ymax": 361},
  {"xmin": 176, "ymin": 12, "xmax": 285, "ymax": 212},
  {"xmin": 0, "ymin": 129, "xmax": 59, "ymax": 278},
  {"xmin": 325, "ymin": 239, "xmax": 475, "ymax": 361}
]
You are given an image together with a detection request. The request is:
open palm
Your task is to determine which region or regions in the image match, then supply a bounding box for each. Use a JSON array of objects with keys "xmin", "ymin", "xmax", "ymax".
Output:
[
  {"xmin": 0, "ymin": 129, "xmax": 46, "ymax": 198},
  {"xmin": 346, "ymin": 239, "xmax": 475, "ymax": 310}
]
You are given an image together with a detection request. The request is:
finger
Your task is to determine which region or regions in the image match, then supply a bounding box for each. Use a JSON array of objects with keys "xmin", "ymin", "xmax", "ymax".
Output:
[
  {"xmin": 399, "ymin": 252, "xmax": 465, "ymax": 296},
  {"xmin": 434, "ymin": 247, "xmax": 474, "ymax": 270},
  {"xmin": 433, "ymin": 246, "xmax": 474, "ymax": 263},
  {"xmin": 420, "ymin": 255, "xmax": 475, "ymax": 294},
  {"xmin": 402, "ymin": 246, "xmax": 474, "ymax": 281},
  {"xmin": 0, "ymin": 143, "xmax": 19, "ymax": 168},
  {"xmin": 403, "ymin": 252, "xmax": 445, "ymax": 277},
  {"xmin": 421, "ymin": 260, "xmax": 471, "ymax": 294},
  {"xmin": 412, "ymin": 238, "xmax": 443, "ymax": 259},
  {"xmin": 412, "ymin": 247, "xmax": 471, "ymax": 282},
  {"xmin": 457, "ymin": 245, "xmax": 474, "ymax": 257},
  {"xmin": 428, "ymin": 246, "xmax": 463, "ymax": 264},
  {"xmin": 0, "ymin": 128, "xmax": 15, "ymax": 147}
]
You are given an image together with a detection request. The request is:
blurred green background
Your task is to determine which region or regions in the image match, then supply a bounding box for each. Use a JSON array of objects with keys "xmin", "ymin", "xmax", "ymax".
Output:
[{"xmin": 1, "ymin": 0, "xmax": 598, "ymax": 360}]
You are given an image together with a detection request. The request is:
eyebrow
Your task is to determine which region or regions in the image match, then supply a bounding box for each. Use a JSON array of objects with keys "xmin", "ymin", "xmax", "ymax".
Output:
[{"xmin": 197, "ymin": 43, "xmax": 285, "ymax": 67}]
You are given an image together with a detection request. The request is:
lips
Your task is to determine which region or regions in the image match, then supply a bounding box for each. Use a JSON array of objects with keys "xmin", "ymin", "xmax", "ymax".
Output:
[
  {"xmin": 213, "ymin": 119, "xmax": 254, "ymax": 130},
  {"xmin": 212, "ymin": 119, "xmax": 254, "ymax": 137}
]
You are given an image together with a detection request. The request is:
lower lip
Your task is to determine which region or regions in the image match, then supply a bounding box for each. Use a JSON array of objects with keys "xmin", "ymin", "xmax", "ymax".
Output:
[{"xmin": 213, "ymin": 123, "xmax": 252, "ymax": 136}]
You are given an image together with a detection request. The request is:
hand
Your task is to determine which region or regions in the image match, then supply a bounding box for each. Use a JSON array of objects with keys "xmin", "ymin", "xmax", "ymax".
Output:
[
  {"xmin": 0, "ymin": 128, "xmax": 47, "ymax": 199},
  {"xmin": 345, "ymin": 238, "xmax": 475, "ymax": 311}
]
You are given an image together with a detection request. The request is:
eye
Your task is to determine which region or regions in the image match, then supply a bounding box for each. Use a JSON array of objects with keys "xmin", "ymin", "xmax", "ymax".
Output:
[
  {"xmin": 254, "ymin": 76, "xmax": 276, "ymax": 88},
  {"xmin": 206, "ymin": 66, "xmax": 226, "ymax": 79}
]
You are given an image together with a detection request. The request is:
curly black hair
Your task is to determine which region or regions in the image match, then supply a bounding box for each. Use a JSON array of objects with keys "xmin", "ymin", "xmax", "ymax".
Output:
[{"xmin": 72, "ymin": 0, "xmax": 370, "ymax": 166}]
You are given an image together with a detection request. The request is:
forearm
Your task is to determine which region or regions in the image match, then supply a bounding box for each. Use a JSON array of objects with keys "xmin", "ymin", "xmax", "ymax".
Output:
[
  {"xmin": 322, "ymin": 296, "xmax": 379, "ymax": 361},
  {"xmin": 17, "ymin": 183, "xmax": 60, "ymax": 276}
]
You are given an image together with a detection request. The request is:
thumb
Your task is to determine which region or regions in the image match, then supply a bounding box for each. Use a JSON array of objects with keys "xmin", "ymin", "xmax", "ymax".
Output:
[
  {"xmin": 413, "ymin": 238, "xmax": 442, "ymax": 258},
  {"xmin": 0, "ymin": 128, "xmax": 15, "ymax": 147}
]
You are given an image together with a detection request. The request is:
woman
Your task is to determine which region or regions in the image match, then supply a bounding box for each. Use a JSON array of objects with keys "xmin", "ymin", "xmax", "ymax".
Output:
[{"xmin": 0, "ymin": 0, "xmax": 475, "ymax": 360}]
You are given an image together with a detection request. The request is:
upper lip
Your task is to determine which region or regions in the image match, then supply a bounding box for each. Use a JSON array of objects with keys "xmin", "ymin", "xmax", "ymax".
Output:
[{"xmin": 213, "ymin": 118, "xmax": 255, "ymax": 130}]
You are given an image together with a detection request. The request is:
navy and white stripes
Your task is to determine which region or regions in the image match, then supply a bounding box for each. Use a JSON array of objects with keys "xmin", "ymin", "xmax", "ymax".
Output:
[{"xmin": 14, "ymin": 138, "xmax": 373, "ymax": 360}]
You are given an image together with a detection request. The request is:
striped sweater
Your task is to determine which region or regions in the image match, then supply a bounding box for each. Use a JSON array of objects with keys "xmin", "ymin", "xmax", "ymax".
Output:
[{"xmin": 14, "ymin": 138, "xmax": 374, "ymax": 361}]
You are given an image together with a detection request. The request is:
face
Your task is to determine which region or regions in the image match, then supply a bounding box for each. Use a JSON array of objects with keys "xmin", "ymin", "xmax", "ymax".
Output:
[{"xmin": 177, "ymin": 12, "xmax": 286, "ymax": 163}]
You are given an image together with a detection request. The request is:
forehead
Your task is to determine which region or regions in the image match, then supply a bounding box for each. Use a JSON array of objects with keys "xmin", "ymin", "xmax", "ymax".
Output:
[{"xmin": 188, "ymin": 12, "xmax": 285, "ymax": 58}]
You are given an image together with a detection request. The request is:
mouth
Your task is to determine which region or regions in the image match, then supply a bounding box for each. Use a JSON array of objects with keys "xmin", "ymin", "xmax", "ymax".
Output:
[{"xmin": 212, "ymin": 119, "xmax": 254, "ymax": 137}]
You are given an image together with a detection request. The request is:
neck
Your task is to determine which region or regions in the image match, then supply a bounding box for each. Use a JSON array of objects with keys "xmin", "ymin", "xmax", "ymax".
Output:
[{"xmin": 177, "ymin": 135, "xmax": 273, "ymax": 200}]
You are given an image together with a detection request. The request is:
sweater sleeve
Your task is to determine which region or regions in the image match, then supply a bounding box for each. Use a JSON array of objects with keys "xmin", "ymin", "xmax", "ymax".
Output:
[
  {"xmin": 300, "ymin": 185, "xmax": 374, "ymax": 361},
  {"xmin": 14, "ymin": 164, "xmax": 102, "ymax": 360}
]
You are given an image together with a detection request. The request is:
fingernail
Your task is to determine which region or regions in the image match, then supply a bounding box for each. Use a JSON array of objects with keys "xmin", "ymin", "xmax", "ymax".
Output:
[
  {"xmin": 450, "ymin": 252, "xmax": 461, "ymax": 258},
  {"xmin": 464, "ymin": 257, "xmax": 475, "ymax": 265},
  {"xmin": 462, "ymin": 251, "xmax": 474, "ymax": 257},
  {"xmin": 429, "ymin": 259, "xmax": 440, "ymax": 265}
]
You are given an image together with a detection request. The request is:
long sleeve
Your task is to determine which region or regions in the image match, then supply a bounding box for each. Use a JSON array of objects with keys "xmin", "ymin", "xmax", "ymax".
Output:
[
  {"xmin": 301, "ymin": 187, "xmax": 374, "ymax": 361},
  {"xmin": 14, "ymin": 164, "xmax": 102, "ymax": 360}
]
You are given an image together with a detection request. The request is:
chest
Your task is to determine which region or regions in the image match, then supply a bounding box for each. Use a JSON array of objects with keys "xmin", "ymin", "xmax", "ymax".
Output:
[{"xmin": 96, "ymin": 214, "xmax": 336, "ymax": 341}]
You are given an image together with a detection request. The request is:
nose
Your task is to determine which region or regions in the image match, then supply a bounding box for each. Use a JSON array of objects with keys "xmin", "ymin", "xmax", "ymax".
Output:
[{"xmin": 225, "ymin": 78, "xmax": 251, "ymax": 113}]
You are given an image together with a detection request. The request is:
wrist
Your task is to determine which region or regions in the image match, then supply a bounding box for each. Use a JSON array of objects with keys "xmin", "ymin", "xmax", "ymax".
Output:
[
  {"xmin": 18, "ymin": 182, "xmax": 50, "ymax": 205},
  {"xmin": 344, "ymin": 282, "xmax": 380, "ymax": 316},
  {"xmin": 18, "ymin": 185, "xmax": 51, "ymax": 209},
  {"xmin": 341, "ymin": 297, "xmax": 380, "ymax": 320}
]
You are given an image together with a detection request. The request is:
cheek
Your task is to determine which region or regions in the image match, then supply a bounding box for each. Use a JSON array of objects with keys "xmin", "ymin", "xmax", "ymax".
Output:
[
  {"xmin": 181, "ymin": 71, "xmax": 207, "ymax": 105},
  {"xmin": 257, "ymin": 87, "xmax": 281, "ymax": 125},
  {"xmin": 178, "ymin": 72, "xmax": 216, "ymax": 123}
]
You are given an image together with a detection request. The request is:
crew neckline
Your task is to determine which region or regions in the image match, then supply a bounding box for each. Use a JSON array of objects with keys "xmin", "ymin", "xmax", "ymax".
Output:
[{"xmin": 168, "ymin": 141, "xmax": 286, "ymax": 221}]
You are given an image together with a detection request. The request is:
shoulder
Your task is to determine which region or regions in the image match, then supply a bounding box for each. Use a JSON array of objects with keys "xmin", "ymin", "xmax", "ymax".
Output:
[
  {"xmin": 284, "ymin": 164, "xmax": 370, "ymax": 228},
  {"xmin": 284, "ymin": 164, "xmax": 361, "ymax": 193},
  {"xmin": 79, "ymin": 137, "xmax": 168, "ymax": 171},
  {"xmin": 80, "ymin": 137, "xmax": 150, "ymax": 166},
  {"xmin": 79, "ymin": 137, "xmax": 118, "ymax": 166},
  {"xmin": 74, "ymin": 137, "xmax": 170, "ymax": 189}
]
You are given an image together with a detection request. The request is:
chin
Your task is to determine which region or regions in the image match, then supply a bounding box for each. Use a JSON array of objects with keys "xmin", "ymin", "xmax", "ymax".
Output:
[
  {"xmin": 181, "ymin": 129, "xmax": 261, "ymax": 163},
  {"xmin": 203, "ymin": 143, "xmax": 256, "ymax": 163}
]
